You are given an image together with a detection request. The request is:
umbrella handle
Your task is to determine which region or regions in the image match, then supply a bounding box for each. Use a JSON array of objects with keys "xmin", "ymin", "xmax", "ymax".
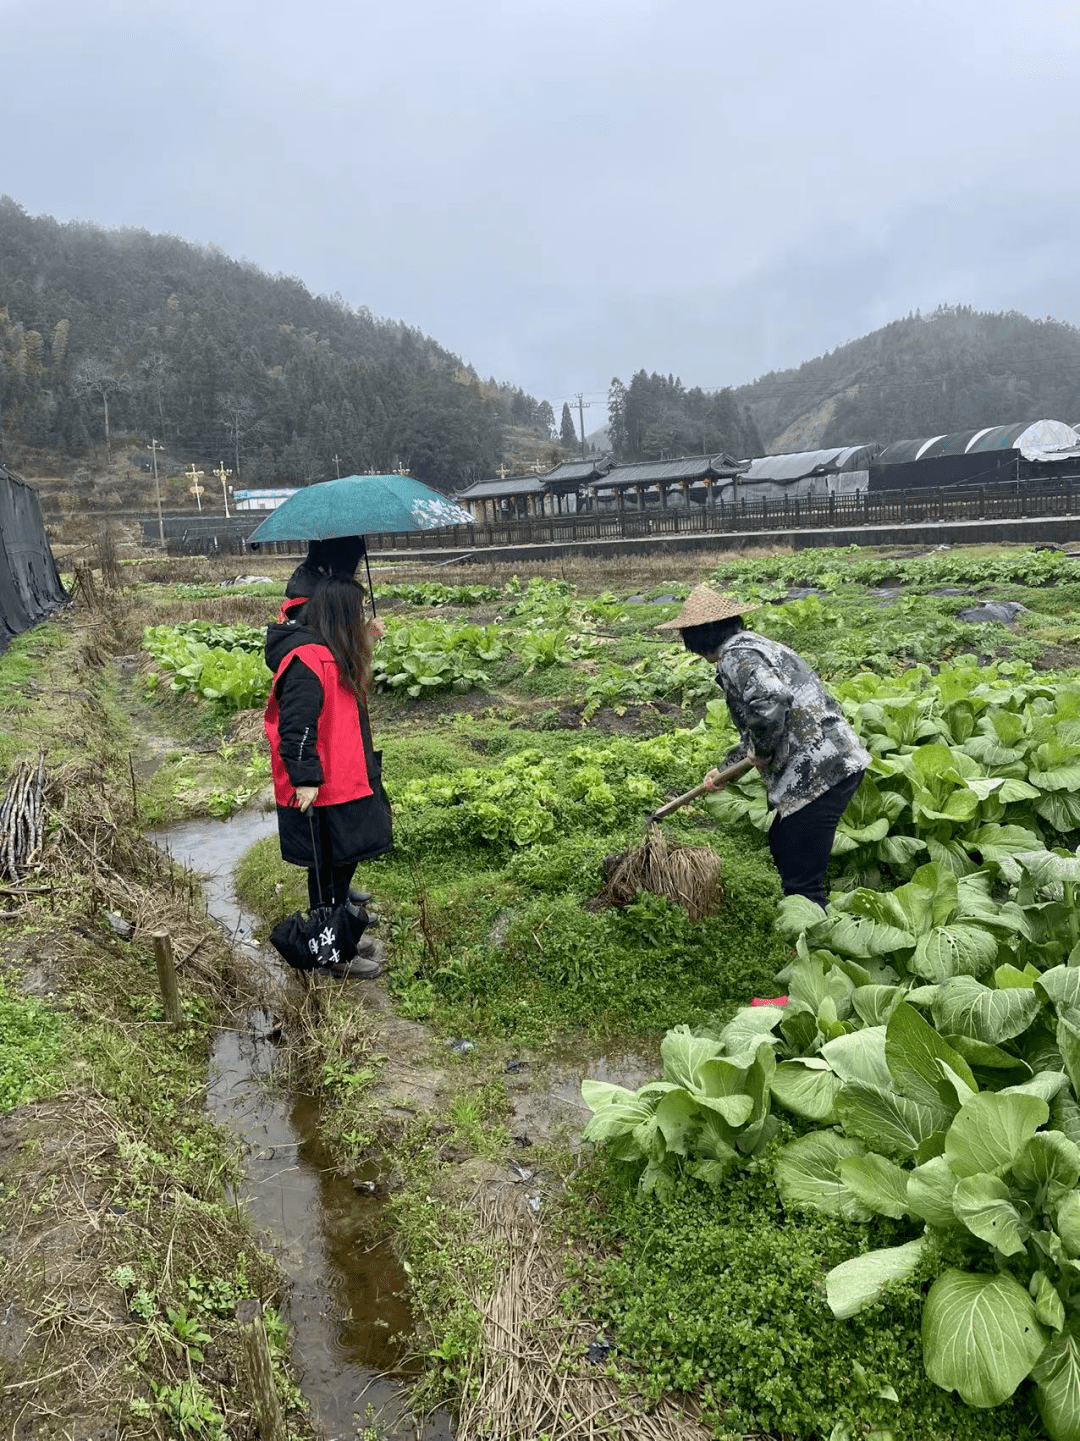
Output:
[{"xmin": 364, "ymin": 548, "xmax": 377, "ymax": 618}]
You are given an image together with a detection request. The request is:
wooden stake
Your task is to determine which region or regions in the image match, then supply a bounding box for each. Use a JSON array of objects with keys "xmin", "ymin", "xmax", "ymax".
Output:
[
  {"xmin": 152, "ymin": 930, "xmax": 182, "ymax": 1026},
  {"xmin": 235, "ymin": 1298, "xmax": 287, "ymax": 1441}
]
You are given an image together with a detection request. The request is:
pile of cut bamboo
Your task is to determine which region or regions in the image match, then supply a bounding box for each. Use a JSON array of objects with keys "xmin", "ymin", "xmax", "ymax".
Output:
[{"xmin": 0, "ymin": 753, "xmax": 46, "ymax": 882}]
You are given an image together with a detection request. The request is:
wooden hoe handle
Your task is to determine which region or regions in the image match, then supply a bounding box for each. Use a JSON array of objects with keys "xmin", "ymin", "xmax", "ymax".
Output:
[{"xmin": 647, "ymin": 757, "xmax": 755, "ymax": 825}]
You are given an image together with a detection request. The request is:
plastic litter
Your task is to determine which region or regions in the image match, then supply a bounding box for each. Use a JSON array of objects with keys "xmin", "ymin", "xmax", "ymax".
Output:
[
  {"xmin": 958, "ymin": 601, "xmax": 1028, "ymax": 624},
  {"xmin": 447, "ymin": 1038, "xmax": 475, "ymax": 1055}
]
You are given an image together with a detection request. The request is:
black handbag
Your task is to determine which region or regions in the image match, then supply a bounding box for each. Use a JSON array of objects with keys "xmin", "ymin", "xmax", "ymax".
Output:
[{"xmin": 269, "ymin": 813, "xmax": 369, "ymax": 972}]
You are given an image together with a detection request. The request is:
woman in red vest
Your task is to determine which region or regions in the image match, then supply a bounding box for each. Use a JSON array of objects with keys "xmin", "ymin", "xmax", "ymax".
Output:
[{"xmin": 264, "ymin": 574, "xmax": 393, "ymax": 976}]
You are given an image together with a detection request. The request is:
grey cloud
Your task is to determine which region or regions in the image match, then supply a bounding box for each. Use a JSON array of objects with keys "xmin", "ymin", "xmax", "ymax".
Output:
[{"xmin": 2, "ymin": 0, "xmax": 1078, "ymax": 406}]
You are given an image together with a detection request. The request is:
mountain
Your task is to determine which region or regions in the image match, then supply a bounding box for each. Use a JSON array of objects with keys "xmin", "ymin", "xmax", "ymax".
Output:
[
  {"xmin": 0, "ymin": 196, "xmax": 553, "ymax": 491},
  {"xmin": 731, "ymin": 306, "xmax": 1080, "ymax": 452}
]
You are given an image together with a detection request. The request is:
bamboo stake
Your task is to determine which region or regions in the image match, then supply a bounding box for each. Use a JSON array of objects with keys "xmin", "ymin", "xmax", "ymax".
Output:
[
  {"xmin": 152, "ymin": 931, "xmax": 183, "ymax": 1026},
  {"xmin": 235, "ymin": 1298, "xmax": 287, "ymax": 1441}
]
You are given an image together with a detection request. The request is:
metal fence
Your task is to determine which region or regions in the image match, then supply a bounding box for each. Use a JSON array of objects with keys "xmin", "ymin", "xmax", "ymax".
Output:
[
  {"xmin": 153, "ymin": 475, "xmax": 1080, "ymax": 556},
  {"xmin": 363, "ymin": 476, "xmax": 1080, "ymax": 553}
]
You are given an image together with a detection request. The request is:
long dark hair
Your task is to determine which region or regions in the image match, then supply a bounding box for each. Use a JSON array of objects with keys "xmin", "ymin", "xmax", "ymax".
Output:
[{"xmin": 305, "ymin": 575, "xmax": 374, "ymax": 697}]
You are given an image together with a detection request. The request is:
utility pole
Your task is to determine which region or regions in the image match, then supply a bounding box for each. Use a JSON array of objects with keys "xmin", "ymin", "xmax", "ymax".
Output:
[
  {"xmin": 575, "ymin": 393, "xmax": 591, "ymax": 460},
  {"xmin": 148, "ymin": 439, "xmax": 166, "ymax": 547},
  {"xmin": 331, "ymin": 453, "xmax": 342, "ymax": 478}
]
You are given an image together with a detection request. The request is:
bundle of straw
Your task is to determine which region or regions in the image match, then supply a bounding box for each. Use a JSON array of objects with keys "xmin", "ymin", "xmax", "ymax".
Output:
[{"xmin": 599, "ymin": 825, "xmax": 721, "ymax": 922}]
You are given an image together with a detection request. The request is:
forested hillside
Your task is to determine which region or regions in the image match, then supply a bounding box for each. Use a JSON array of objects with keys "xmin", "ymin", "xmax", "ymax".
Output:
[
  {"xmin": 732, "ymin": 306, "xmax": 1080, "ymax": 452},
  {"xmin": 606, "ymin": 371, "xmax": 764, "ymax": 461},
  {"xmin": 0, "ymin": 197, "xmax": 554, "ymax": 490},
  {"xmin": 605, "ymin": 309, "xmax": 1080, "ymax": 460}
]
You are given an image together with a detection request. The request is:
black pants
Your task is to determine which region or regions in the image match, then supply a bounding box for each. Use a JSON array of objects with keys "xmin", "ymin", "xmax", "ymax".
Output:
[
  {"xmin": 307, "ymin": 861, "xmax": 358, "ymax": 911},
  {"xmin": 767, "ymin": 770, "xmax": 865, "ymax": 910}
]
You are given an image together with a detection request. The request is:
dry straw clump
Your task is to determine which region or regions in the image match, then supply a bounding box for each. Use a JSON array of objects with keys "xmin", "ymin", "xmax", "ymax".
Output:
[
  {"xmin": 598, "ymin": 826, "xmax": 722, "ymax": 922},
  {"xmin": 456, "ymin": 1192, "xmax": 710, "ymax": 1441}
]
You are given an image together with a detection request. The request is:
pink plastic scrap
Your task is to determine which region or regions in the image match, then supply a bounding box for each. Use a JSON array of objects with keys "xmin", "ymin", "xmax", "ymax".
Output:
[{"xmin": 750, "ymin": 996, "xmax": 789, "ymax": 1007}]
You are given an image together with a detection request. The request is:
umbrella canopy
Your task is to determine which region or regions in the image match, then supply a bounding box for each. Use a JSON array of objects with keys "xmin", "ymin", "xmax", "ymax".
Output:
[{"xmin": 246, "ymin": 474, "xmax": 473, "ymax": 545}]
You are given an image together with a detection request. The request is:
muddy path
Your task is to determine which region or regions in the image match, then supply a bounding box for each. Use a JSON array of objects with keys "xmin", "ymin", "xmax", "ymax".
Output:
[
  {"xmin": 152, "ymin": 808, "xmax": 452, "ymax": 1440},
  {"xmin": 155, "ymin": 805, "xmax": 659, "ymax": 1437}
]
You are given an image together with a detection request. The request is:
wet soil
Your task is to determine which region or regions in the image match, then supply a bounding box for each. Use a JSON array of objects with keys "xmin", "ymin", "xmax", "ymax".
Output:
[
  {"xmin": 155, "ymin": 806, "xmax": 666, "ymax": 1433},
  {"xmin": 152, "ymin": 807, "xmax": 452, "ymax": 1440},
  {"xmin": 527, "ymin": 699, "xmax": 684, "ymax": 736}
]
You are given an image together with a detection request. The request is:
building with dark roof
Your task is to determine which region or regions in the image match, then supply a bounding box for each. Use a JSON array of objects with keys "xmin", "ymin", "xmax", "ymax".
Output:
[
  {"xmin": 587, "ymin": 454, "xmax": 746, "ymax": 511},
  {"xmin": 456, "ymin": 457, "xmax": 613, "ymax": 520}
]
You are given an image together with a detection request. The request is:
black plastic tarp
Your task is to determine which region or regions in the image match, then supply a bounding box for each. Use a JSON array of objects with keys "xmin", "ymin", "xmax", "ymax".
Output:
[
  {"xmin": 868, "ymin": 451, "xmax": 1019, "ymax": 492},
  {"xmin": 0, "ymin": 466, "xmax": 67, "ymax": 655}
]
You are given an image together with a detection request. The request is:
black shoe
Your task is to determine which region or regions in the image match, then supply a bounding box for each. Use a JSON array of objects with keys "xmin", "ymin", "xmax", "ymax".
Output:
[
  {"xmin": 345, "ymin": 896, "xmax": 381, "ymax": 928},
  {"xmin": 356, "ymin": 937, "xmax": 385, "ymax": 962},
  {"xmin": 315, "ymin": 950, "xmax": 384, "ymax": 980},
  {"xmin": 348, "ymin": 888, "xmax": 373, "ymax": 906}
]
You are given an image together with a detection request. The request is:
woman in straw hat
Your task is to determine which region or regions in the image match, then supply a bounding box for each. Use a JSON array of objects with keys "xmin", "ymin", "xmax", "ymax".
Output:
[{"xmin": 658, "ymin": 585, "xmax": 870, "ymax": 909}]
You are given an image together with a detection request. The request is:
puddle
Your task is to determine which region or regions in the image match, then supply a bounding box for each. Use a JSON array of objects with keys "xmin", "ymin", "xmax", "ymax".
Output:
[{"xmin": 150, "ymin": 808, "xmax": 452, "ymax": 1440}]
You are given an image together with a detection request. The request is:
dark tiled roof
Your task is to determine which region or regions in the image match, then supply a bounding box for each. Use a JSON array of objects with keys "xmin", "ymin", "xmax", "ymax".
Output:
[
  {"xmin": 455, "ymin": 475, "xmax": 546, "ymax": 501},
  {"xmin": 542, "ymin": 456, "xmax": 614, "ymax": 482},
  {"xmin": 600, "ymin": 454, "xmax": 746, "ymax": 487}
]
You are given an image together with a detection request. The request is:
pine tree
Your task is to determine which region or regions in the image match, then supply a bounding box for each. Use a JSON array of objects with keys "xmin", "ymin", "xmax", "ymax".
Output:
[{"xmin": 559, "ymin": 402, "xmax": 576, "ymax": 448}]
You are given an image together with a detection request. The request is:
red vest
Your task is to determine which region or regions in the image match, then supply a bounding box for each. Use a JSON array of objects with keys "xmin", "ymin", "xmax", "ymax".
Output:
[{"xmin": 264, "ymin": 643, "xmax": 372, "ymax": 807}]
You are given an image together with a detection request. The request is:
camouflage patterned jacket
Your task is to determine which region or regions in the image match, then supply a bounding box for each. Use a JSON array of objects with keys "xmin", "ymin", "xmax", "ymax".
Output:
[{"xmin": 716, "ymin": 631, "xmax": 870, "ymax": 818}]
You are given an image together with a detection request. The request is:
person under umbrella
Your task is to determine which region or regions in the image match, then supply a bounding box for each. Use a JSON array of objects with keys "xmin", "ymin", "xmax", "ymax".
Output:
[
  {"xmin": 657, "ymin": 585, "xmax": 870, "ymax": 910},
  {"xmin": 276, "ymin": 534, "xmax": 385, "ymax": 642},
  {"xmin": 264, "ymin": 574, "xmax": 393, "ymax": 978}
]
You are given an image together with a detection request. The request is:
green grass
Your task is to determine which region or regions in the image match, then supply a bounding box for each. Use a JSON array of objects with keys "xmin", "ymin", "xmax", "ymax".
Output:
[
  {"xmin": 237, "ymin": 802, "xmax": 788, "ymax": 1046},
  {"xmin": 572, "ymin": 1154, "xmax": 1040, "ymax": 1441},
  {"xmin": 0, "ymin": 976, "xmax": 67, "ymax": 1111}
]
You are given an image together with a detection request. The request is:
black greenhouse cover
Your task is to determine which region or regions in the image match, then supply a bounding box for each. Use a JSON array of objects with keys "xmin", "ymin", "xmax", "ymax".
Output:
[{"xmin": 0, "ymin": 466, "xmax": 67, "ymax": 655}]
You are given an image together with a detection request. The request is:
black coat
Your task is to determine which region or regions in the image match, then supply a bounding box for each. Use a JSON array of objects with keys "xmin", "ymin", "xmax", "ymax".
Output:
[{"xmin": 265, "ymin": 617, "xmax": 392, "ymax": 870}]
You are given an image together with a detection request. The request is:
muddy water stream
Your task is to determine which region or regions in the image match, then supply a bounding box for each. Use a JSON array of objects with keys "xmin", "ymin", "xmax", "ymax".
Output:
[{"xmin": 149, "ymin": 809, "xmax": 452, "ymax": 1441}]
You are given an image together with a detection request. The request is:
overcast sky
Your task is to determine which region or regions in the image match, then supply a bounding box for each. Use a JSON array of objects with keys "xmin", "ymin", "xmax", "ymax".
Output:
[{"xmin": 3, "ymin": 0, "xmax": 1079, "ymax": 412}]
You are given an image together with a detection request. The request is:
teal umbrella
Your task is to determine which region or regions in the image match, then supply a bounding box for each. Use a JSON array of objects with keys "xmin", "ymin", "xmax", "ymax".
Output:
[{"xmin": 245, "ymin": 474, "xmax": 473, "ymax": 545}]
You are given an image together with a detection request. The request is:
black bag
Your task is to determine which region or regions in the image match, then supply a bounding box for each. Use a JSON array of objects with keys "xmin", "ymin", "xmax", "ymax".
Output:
[
  {"xmin": 269, "ymin": 900, "xmax": 367, "ymax": 972},
  {"xmin": 268, "ymin": 811, "xmax": 369, "ymax": 972}
]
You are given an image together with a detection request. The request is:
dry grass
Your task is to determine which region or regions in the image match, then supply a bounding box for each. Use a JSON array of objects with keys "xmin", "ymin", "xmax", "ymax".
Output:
[
  {"xmin": 0, "ymin": 765, "xmax": 289, "ymax": 1437},
  {"xmin": 456, "ymin": 1192, "xmax": 710, "ymax": 1441},
  {"xmin": 143, "ymin": 595, "xmax": 281, "ymax": 628},
  {"xmin": 372, "ymin": 544, "xmax": 793, "ymax": 593},
  {"xmin": 598, "ymin": 825, "xmax": 722, "ymax": 922},
  {"xmin": 0, "ymin": 1093, "xmax": 280, "ymax": 1441}
]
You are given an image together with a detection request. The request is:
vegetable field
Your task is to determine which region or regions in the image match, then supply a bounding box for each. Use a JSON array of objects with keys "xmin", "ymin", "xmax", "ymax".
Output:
[{"xmin": 137, "ymin": 543, "xmax": 1080, "ymax": 1440}]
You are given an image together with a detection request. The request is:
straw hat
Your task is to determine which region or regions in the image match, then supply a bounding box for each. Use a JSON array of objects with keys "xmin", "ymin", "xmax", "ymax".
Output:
[{"xmin": 655, "ymin": 585, "xmax": 758, "ymax": 631}]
